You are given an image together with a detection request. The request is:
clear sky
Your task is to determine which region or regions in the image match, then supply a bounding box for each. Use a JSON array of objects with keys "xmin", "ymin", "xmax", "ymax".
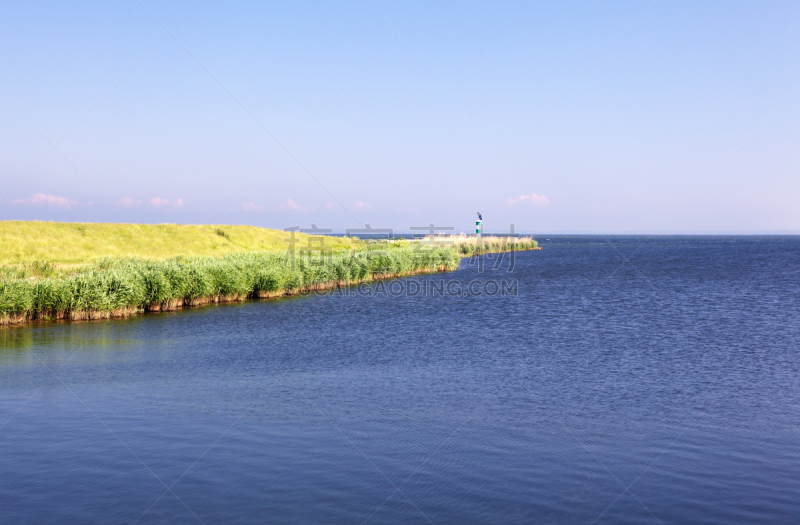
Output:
[{"xmin": 2, "ymin": 1, "xmax": 799, "ymax": 233}]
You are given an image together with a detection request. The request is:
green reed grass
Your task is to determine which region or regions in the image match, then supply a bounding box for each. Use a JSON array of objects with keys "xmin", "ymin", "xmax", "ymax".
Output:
[
  {"xmin": 0, "ymin": 246, "xmax": 460, "ymax": 324},
  {"xmin": 430, "ymin": 235, "xmax": 539, "ymax": 256}
]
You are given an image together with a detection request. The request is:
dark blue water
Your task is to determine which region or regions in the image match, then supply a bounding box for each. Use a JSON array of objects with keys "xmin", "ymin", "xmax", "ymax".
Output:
[{"xmin": 1, "ymin": 236, "xmax": 799, "ymax": 524}]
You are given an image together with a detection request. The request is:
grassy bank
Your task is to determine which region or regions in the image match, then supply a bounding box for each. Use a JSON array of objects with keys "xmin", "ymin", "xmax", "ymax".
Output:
[
  {"xmin": 0, "ymin": 221, "xmax": 355, "ymax": 264},
  {"xmin": 0, "ymin": 223, "xmax": 540, "ymax": 326},
  {"xmin": 425, "ymin": 234, "xmax": 539, "ymax": 255},
  {"xmin": 0, "ymin": 247, "xmax": 460, "ymax": 326}
]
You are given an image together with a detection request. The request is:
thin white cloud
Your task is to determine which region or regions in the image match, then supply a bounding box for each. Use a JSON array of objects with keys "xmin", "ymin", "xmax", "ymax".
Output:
[
  {"xmin": 507, "ymin": 193, "xmax": 550, "ymax": 206},
  {"xmin": 119, "ymin": 197, "xmax": 142, "ymax": 207},
  {"xmin": 13, "ymin": 193, "xmax": 77, "ymax": 209},
  {"xmin": 150, "ymin": 197, "xmax": 183, "ymax": 208},
  {"xmin": 325, "ymin": 203, "xmax": 340, "ymax": 210},
  {"xmin": 279, "ymin": 198, "xmax": 310, "ymax": 211},
  {"xmin": 242, "ymin": 202, "xmax": 264, "ymax": 211},
  {"xmin": 351, "ymin": 201, "xmax": 372, "ymax": 210}
]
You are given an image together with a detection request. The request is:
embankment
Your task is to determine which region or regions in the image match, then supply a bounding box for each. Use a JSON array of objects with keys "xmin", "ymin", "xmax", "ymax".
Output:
[
  {"xmin": 0, "ymin": 221, "xmax": 355, "ymax": 265},
  {"xmin": 0, "ymin": 247, "xmax": 460, "ymax": 326},
  {"xmin": 0, "ymin": 236, "xmax": 541, "ymax": 327}
]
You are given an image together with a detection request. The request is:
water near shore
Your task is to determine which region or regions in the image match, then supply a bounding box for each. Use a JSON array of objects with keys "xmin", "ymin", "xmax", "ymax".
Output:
[{"xmin": 1, "ymin": 236, "xmax": 799, "ymax": 523}]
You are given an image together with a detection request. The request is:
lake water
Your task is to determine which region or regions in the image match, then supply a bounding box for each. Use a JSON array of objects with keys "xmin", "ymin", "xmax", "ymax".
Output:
[{"xmin": 1, "ymin": 236, "xmax": 799, "ymax": 524}]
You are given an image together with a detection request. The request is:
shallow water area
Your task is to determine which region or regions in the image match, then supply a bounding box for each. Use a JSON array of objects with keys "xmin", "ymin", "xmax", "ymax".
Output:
[{"xmin": 1, "ymin": 236, "xmax": 799, "ymax": 523}]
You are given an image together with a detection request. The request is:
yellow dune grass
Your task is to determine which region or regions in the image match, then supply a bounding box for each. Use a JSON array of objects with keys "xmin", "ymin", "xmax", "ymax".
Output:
[{"xmin": 0, "ymin": 221, "xmax": 355, "ymax": 265}]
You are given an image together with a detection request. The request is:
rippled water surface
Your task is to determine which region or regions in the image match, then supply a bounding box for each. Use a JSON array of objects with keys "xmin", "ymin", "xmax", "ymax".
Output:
[{"xmin": 1, "ymin": 236, "xmax": 799, "ymax": 524}]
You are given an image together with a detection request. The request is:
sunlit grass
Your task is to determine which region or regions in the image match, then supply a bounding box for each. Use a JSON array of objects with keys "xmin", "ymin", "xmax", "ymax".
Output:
[
  {"xmin": 422, "ymin": 234, "xmax": 539, "ymax": 256},
  {"xmin": 0, "ymin": 221, "xmax": 355, "ymax": 265},
  {"xmin": 0, "ymin": 247, "xmax": 461, "ymax": 325},
  {"xmin": 0, "ymin": 222, "xmax": 541, "ymax": 326}
]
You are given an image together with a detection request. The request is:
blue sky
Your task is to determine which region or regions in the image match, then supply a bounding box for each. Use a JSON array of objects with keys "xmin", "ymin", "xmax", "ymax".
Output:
[{"xmin": 2, "ymin": 1, "xmax": 799, "ymax": 233}]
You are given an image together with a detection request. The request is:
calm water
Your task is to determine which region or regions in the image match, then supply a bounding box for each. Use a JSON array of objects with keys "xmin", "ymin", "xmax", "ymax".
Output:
[{"xmin": 1, "ymin": 236, "xmax": 799, "ymax": 524}]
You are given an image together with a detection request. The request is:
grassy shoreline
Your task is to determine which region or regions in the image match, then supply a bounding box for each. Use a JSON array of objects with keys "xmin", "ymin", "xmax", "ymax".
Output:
[
  {"xmin": 0, "ymin": 247, "xmax": 460, "ymax": 326},
  {"xmin": 0, "ymin": 222, "xmax": 539, "ymax": 327}
]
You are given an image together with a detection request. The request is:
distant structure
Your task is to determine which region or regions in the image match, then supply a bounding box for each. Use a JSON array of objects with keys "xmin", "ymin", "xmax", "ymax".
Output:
[{"xmin": 476, "ymin": 212, "xmax": 482, "ymax": 236}]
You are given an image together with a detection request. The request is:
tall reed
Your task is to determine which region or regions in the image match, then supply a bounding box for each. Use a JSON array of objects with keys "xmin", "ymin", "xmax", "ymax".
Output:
[
  {"xmin": 422, "ymin": 234, "xmax": 539, "ymax": 256},
  {"xmin": 0, "ymin": 246, "xmax": 460, "ymax": 325}
]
